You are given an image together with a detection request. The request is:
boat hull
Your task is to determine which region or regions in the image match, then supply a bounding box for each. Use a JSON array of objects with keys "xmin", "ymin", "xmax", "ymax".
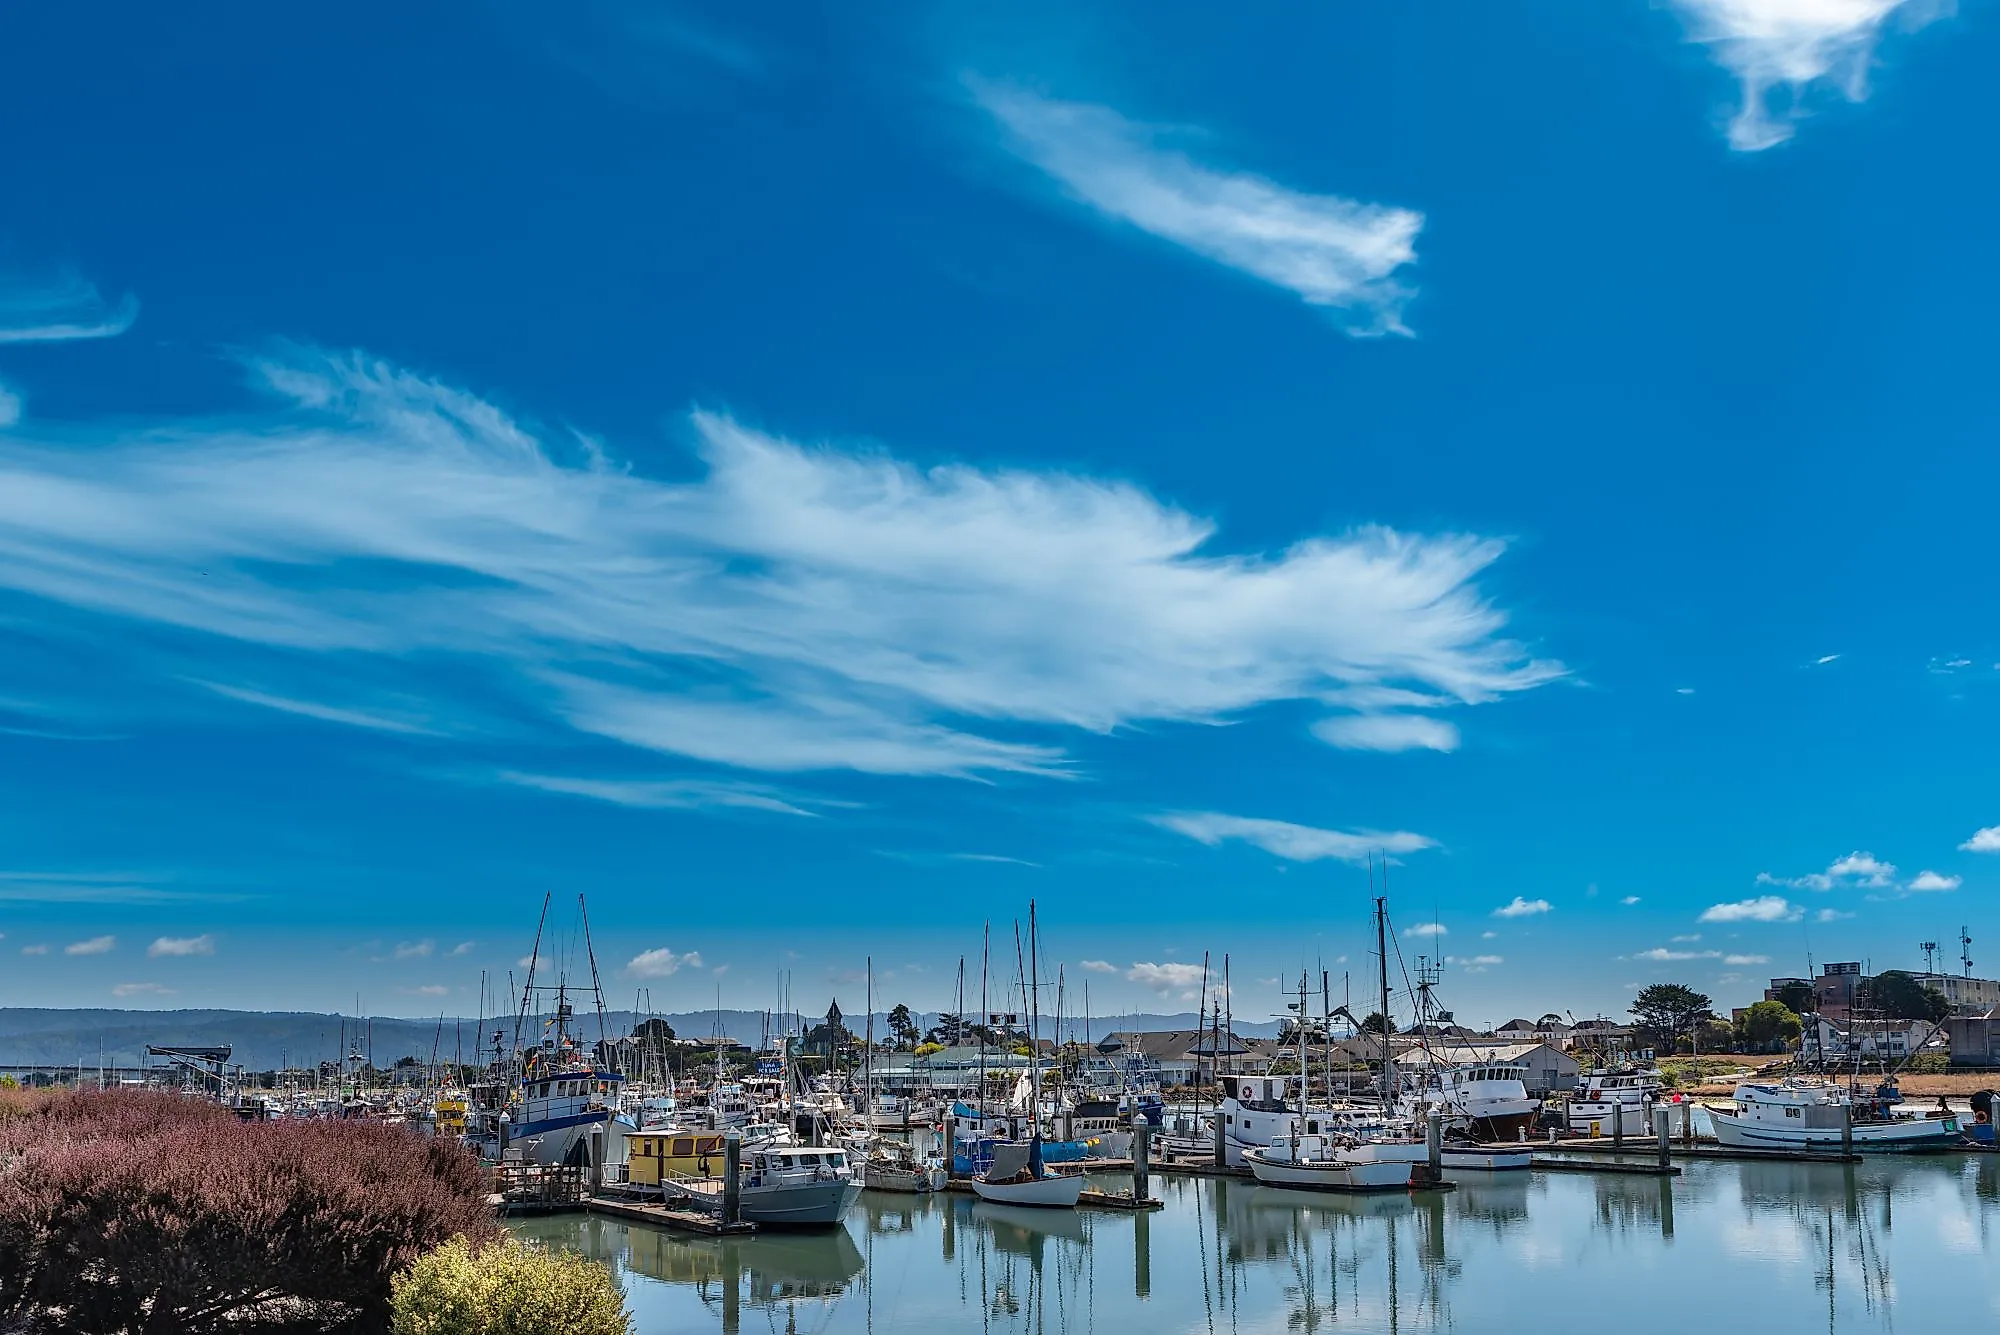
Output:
[
  {"xmin": 1441, "ymin": 1148, "xmax": 1533, "ymax": 1171},
  {"xmin": 1708, "ymin": 1108, "xmax": 1962, "ymax": 1153},
  {"xmin": 969, "ymin": 1173, "xmax": 1087, "ymax": 1208},
  {"xmin": 864, "ymin": 1164, "xmax": 946, "ymax": 1193},
  {"xmin": 1567, "ymin": 1102, "xmax": 1651, "ymax": 1137},
  {"xmin": 1243, "ymin": 1149, "xmax": 1412, "ymax": 1192},
  {"xmin": 739, "ymin": 1178, "xmax": 863, "ymax": 1228}
]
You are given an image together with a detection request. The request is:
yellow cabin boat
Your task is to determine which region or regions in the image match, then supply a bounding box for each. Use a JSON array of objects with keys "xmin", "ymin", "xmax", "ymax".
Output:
[
  {"xmin": 626, "ymin": 1129, "xmax": 731, "ymax": 1185},
  {"xmin": 433, "ymin": 1094, "xmax": 468, "ymax": 1138}
]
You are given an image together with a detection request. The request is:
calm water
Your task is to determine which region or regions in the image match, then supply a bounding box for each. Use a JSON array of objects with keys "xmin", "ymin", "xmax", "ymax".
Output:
[{"xmin": 513, "ymin": 1158, "xmax": 2000, "ymax": 1335}]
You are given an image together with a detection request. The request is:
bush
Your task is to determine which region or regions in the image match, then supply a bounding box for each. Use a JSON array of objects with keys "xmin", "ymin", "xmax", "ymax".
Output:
[
  {"xmin": 1906, "ymin": 1052, "xmax": 1950, "ymax": 1074},
  {"xmin": 392, "ymin": 1235, "xmax": 631, "ymax": 1335},
  {"xmin": 0, "ymin": 1089, "xmax": 496, "ymax": 1333}
]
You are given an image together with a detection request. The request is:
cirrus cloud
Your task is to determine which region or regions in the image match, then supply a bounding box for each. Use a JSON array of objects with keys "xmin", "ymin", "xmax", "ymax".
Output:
[
  {"xmin": 65, "ymin": 935, "xmax": 116, "ymax": 956},
  {"xmin": 0, "ymin": 350, "xmax": 1558, "ymax": 782},
  {"xmin": 971, "ymin": 80, "xmax": 1425, "ymax": 336},
  {"xmin": 148, "ymin": 934, "xmax": 214, "ymax": 958},
  {"xmin": 1152, "ymin": 811, "xmax": 1433, "ymax": 864}
]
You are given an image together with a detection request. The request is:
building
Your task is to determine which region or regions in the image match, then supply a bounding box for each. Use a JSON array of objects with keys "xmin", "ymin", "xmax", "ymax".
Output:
[
  {"xmin": 1944, "ymin": 1010, "xmax": 2000, "ymax": 1068},
  {"xmin": 1495, "ymin": 1015, "xmax": 1574, "ymax": 1044},
  {"xmin": 1813, "ymin": 963, "xmax": 1865, "ymax": 1021},
  {"xmin": 1098, "ymin": 1030, "xmax": 1254, "ymax": 1085},
  {"xmin": 1566, "ymin": 1019, "xmax": 1644, "ymax": 1059},
  {"xmin": 1802, "ymin": 1016, "xmax": 1940, "ymax": 1064},
  {"xmin": 1390, "ymin": 1040, "xmax": 1579, "ymax": 1094},
  {"xmin": 1907, "ymin": 972, "xmax": 2000, "ymax": 1018}
]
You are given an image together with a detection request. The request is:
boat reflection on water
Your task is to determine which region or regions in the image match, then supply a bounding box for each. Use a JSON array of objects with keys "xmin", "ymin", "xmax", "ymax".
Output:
[{"xmin": 510, "ymin": 1157, "xmax": 1993, "ymax": 1335}]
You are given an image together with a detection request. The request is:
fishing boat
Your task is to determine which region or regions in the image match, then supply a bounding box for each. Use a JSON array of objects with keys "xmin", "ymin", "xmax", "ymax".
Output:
[
  {"xmin": 736, "ymin": 1143, "xmax": 863, "ymax": 1227},
  {"xmin": 1707, "ymin": 1079, "xmax": 1963, "ymax": 1152},
  {"xmin": 863, "ymin": 1136, "xmax": 949, "ymax": 1193},
  {"xmin": 1567, "ymin": 1067, "xmax": 1661, "ymax": 1137},
  {"xmin": 502, "ymin": 895, "xmax": 628, "ymax": 1167},
  {"xmin": 1404, "ymin": 1061, "xmax": 1541, "ymax": 1141}
]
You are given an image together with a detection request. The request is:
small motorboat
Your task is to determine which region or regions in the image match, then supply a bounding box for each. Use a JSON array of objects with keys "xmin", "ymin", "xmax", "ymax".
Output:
[
  {"xmin": 968, "ymin": 1137, "xmax": 1086, "ymax": 1209},
  {"xmin": 1244, "ymin": 1134, "xmax": 1414, "ymax": 1192}
]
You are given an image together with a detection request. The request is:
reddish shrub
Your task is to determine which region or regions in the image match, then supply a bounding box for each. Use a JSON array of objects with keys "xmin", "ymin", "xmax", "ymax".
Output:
[{"xmin": 0, "ymin": 1090, "xmax": 496, "ymax": 1334}]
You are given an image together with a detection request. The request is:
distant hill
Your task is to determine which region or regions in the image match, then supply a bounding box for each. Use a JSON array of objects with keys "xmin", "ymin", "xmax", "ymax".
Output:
[{"xmin": 0, "ymin": 1006, "xmax": 1281, "ymax": 1071}]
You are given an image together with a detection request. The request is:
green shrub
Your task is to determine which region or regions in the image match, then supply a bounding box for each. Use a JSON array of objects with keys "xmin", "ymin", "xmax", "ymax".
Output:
[
  {"xmin": 1905, "ymin": 1052, "xmax": 1950, "ymax": 1075},
  {"xmin": 392, "ymin": 1235, "xmax": 631, "ymax": 1335}
]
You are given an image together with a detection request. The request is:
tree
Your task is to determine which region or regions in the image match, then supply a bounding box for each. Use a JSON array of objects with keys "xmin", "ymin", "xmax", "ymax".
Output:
[
  {"xmin": 923, "ymin": 1013, "xmax": 965, "ymax": 1046},
  {"xmin": 1735, "ymin": 1000, "xmax": 1804, "ymax": 1050},
  {"xmin": 630, "ymin": 1017, "xmax": 677, "ymax": 1043},
  {"xmin": 1864, "ymin": 971, "xmax": 1951, "ymax": 1022},
  {"xmin": 1359, "ymin": 1012, "xmax": 1396, "ymax": 1035},
  {"xmin": 1770, "ymin": 980, "xmax": 1816, "ymax": 1015},
  {"xmin": 1630, "ymin": 983, "xmax": 1714, "ymax": 1050},
  {"xmin": 887, "ymin": 1003, "xmax": 920, "ymax": 1050}
]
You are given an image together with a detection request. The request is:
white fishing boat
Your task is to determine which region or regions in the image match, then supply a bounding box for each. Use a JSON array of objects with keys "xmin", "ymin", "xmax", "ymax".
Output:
[
  {"xmin": 1708, "ymin": 1080, "xmax": 1963, "ymax": 1153},
  {"xmin": 1404, "ymin": 1061, "xmax": 1541, "ymax": 1141},
  {"xmin": 1439, "ymin": 1146, "xmax": 1533, "ymax": 1170},
  {"xmin": 1567, "ymin": 1068, "xmax": 1661, "ymax": 1136},
  {"xmin": 1244, "ymin": 1134, "xmax": 1414, "ymax": 1191}
]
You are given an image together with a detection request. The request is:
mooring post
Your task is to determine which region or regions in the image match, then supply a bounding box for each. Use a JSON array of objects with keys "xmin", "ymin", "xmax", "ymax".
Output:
[
  {"xmin": 722, "ymin": 1129, "xmax": 742, "ymax": 1226},
  {"xmin": 1613, "ymin": 1103, "xmax": 1625, "ymax": 1153},
  {"xmin": 589, "ymin": 1126, "xmax": 604, "ymax": 1193},
  {"xmin": 1133, "ymin": 1119, "xmax": 1151, "ymax": 1201},
  {"xmin": 1211, "ymin": 1105, "xmax": 1226, "ymax": 1169},
  {"xmin": 1841, "ymin": 1104, "xmax": 1853, "ymax": 1158},
  {"xmin": 1681, "ymin": 1101, "xmax": 1694, "ymax": 1147},
  {"xmin": 1654, "ymin": 1104, "xmax": 1671, "ymax": 1171},
  {"xmin": 1426, "ymin": 1109, "xmax": 1443, "ymax": 1174}
]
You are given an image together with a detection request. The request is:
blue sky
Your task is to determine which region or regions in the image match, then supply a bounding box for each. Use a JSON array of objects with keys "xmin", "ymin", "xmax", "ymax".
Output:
[{"xmin": 1, "ymin": 2, "xmax": 1996, "ymax": 1028}]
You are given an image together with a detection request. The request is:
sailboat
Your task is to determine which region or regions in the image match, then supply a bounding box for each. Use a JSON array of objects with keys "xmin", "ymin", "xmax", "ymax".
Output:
[{"xmin": 969, "ymin": 901, "xmax": 1087, "ymax": 1209}]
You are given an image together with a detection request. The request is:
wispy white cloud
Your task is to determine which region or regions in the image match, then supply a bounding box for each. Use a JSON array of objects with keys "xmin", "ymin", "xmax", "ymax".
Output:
[
  {"xmin": 1079, "ymin": 959, "xmax": 1118, "ymax": 973},
  {"xmin": 0, "ymin": 871, "xmax": 240, "ymax": 906},
  {"xmin": 496, "ymin": 771, "xmax": 818, "ymax": 817},
  {"xmin": 1493, "ymin": 896, "xmax": 1551, "ymax": 918},
  {"xmin": 1699, "ymin": 895, "xmax": 1802, "ymax": 923},
  {"xmin": 393, "ymin": 940, "xmax": 433, "ymax": 960},
  {"xmin": 148, "ymin": 934, "xmax": 214, "ymax": 958},
  {"xmin": 0, "ymin": 350, "xmax": 1555, "ymax": 780},
  {"xmin": 1404, "ymin": 922, "xmax": 1448, "ymax": 938},
  {"xmin": 1671, "ymin": 934, "xmax": 1703, "ymax": 943},
  {"xmin": 20, "ymin": 944, "xmax": 48, "ymax": 956},
  {"xmin": 971, "ymin": 80, "xmax": 1424, "ymax": 335},
  {"xmin": 1724, "ymin": 953, "xmax": 1772, "ymax": 965},
  {"xmin": 448, "ymin": 941, "xmax": 475, "ymax": 957},
  {"xmin": 1816, "ymin": 907, "xmax": 1854, "ymax": 922},
  {"xmin": 1456, "ymin": 954, "xmax": 1503, "ymax": 972},
  {"xmin": 0, "ymin": 383, "xmax": 20, "ymax": 429},
  {"xmin": 1635, "ymin": 947, "xmax": 1723, "ymax": 961},
  {"xmin": 112, "ymin": 981, "xmax": 173, "ymax": 998},
  {"xmin": 1905, "ymin": 870, "xmax": 1960, "ymax": 893},
  {"xmin": 65, "ymin": 934, "xmax": 116, "ymax": 956},
  {"xmin": 1311, "ymin": 713, "xmax": 1460, "ymax": 753},
  {"xmin": 944, "ymin": 852, "xmax": 1040, "ymax": 867},
  {"xmin": 405, "ymin": 984, "xmax": 449, "ymax": 997},
  {"xmin": 1959, "ymin": 825, "xmax": 2000, "ymax": 853},
  {"xmin": 1153, "ymin": 811, "xmax": 1433, "ymax": 865},
  {"xmin": 0, "ymin": 270, "xmax": 138, "ymax": 343},
  {"xmin": 1814, "ymin": 652, "xmax": 1842, "ymax": 665},
  {"xmin": 193, "ymin": 681, "xmax": 439, "ymax": 736},
  {"xmin": 1621, "ymin": 895, "xmax": 1641, "ymax": 906},
  {"xmin": 1670, "ymin": 0, "xmax": 1946, "ymax": 151},
  {"xmin": 627, "ymin": 946, "xmax": 702, "ymax": 978}
]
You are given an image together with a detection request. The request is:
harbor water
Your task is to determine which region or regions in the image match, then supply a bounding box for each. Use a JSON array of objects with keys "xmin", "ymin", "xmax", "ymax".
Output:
[{"xmin": 513, "ymin": 1155, "xmax": 2000, "ymax": 1334}]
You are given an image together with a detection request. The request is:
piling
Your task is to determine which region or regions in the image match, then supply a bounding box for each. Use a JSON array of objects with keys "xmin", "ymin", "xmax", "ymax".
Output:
[
  {"xmin": 1211, "ymin": 1106, "xmax": 1226, "ymax": 1168},
  {"xmin": 721, "ymin": 1130, "xmax": 742, "ymax": 1227},
  {"xmin": 1133, "ymin": 1120, "xmax": 1151, "ymax": 1201},
  {"xmin": 1613, "ymin": 1105, "xmax": 1624, "ymax": 1153},
  {"xmin": 588, "ymin": 1126, "xmax": 604, "ymax": 1193},
  {"xmin": 1841, "ymin": 1105, "xmax": 1853, "ymax": 1158},
  {"xmin": 1654, "ymin": 1105, "xmax": 1671, "ymax": 1171},
  {"xmin": 1681, "ymin": 1101, "xmax": 1694, "ymax": 1147},
  {"xmin": 1426, "ymin": 1110, "xmax": 1443, "ymax": 1174}
]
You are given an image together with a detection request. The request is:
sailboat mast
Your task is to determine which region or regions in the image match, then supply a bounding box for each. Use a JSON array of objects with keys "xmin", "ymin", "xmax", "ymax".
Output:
[
  {"xmin": 1028, "ymin": 900, "xmax": 1041, "ymax": 1137},
  {"xmin": 1375, "ymin": 880, "xmax": 1392, "ymax": 1105}
]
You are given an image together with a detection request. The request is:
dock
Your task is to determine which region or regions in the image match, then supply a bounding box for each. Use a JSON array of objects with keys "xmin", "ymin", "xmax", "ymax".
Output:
[{"xmin": 943, "ymin": 1178, "xmax": 1166, "ymax": 1211}]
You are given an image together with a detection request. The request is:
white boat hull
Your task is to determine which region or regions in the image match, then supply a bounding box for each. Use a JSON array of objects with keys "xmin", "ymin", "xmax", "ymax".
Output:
[
  {"xmin": 1244, "ymin": 1149, "xmax": 1412, "ymax": 1192},
  {"xmin": 1708, "ymin": 1107, "xmax": 1962, "ymax": 1153},
  {"xmin": 1568, "ymin": 1102, "xmax": 1651, "ymax": 1137},
  {"xmin": 969, "ymin": 1172, "xmax": 1087, "ymax": 1208}
]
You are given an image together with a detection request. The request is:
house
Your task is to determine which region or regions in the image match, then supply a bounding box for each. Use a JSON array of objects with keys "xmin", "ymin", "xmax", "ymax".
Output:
[
  {"xmin": 1390, "ymin": 1040, "xmax": 1579, "ymax": 1094},
  {"xmin": 1098, "ymin": 1030, "xmax": 1254, "ymax": 1086},
  {"xmin": 1566, "ymin": 1019, "xmax": 1642, "ymax": 1058},
  {"xmin": 1495, "ymin": 1014, "xmax": 1574, "ymax": 1044},
  {"xmin": 1944, "ymin": 1010, "xmax": 2000, "ymax": 1068},
  {"xmin": 1908, "ymin": 973, "xmax": 2000, "ymax": 1018},
  {"xmin": 1802, "ymin": 1016, "xmax": 1940, "ymax": 1064}
]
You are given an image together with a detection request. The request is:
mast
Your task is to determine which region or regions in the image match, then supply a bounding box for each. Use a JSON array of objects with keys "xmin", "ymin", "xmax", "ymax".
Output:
[
  {"xmin": 866, "ymin": 957, "xmax": 875, "ymax": 1118},
  {"xmin": 1195, "ymin": 951, "xmax": 1211, "ymax": 1122},
  {"xmin": 579, "ymin": 894, "xmax": 610, "ymax": 1054},
  {"xmin": 979, "ymin": 923, "xmax": 990, "ymax": 1120},
  {"xmin": 1375, "ymin": 855, "xmax": 1392, "ymax": 1106},
  {"xmin": 1028, "ymin": 900, "xmax": 1041, "ymax": 1140},
  {"xmin": 513, "ymin": 891, "xmax": 551, "ymax": 1057}
]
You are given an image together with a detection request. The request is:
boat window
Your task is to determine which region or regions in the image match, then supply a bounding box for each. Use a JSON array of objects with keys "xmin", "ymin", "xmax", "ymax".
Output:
[
  {"xmin": 830, "ymin": 1154, "xmax": 846, "ymax": 1168},
  {"xmin": 671, "ymin": 1138, "xmax": 693, "ymax": 1156}
]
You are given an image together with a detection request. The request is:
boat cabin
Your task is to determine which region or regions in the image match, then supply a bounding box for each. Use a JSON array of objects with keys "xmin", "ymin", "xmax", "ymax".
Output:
[{"xmin": 626, "ymin": 1129, "xmax": 730, "ymax": 1184}]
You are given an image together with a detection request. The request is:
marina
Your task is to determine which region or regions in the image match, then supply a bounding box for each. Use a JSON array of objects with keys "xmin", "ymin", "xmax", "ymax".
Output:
[{"xmin": 511, "ymin": 1155, "xmax": 2000, "ymax": 1334}]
